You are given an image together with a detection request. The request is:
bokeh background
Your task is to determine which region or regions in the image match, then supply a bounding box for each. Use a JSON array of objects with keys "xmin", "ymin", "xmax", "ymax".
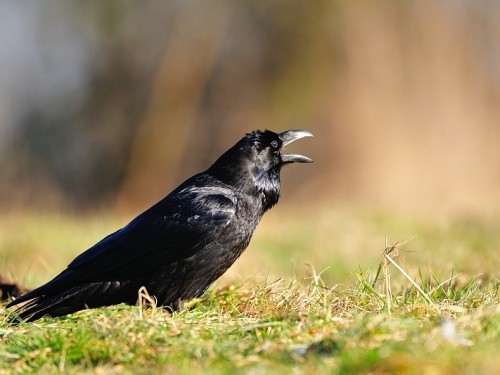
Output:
[{"xmin": 1, "ymin": 1, "xmax": 500, "ymax": 286}]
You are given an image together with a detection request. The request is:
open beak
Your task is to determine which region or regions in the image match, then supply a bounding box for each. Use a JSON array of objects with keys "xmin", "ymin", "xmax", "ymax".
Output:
[{"xmin": 279, "ymin": 129, "xmax": 314, "ymax": 164}]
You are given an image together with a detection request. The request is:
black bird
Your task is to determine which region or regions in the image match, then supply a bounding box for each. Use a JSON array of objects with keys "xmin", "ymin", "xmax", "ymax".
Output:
[{"xmin": 7, "ymin": 129, "xmax": 312, "ymax": 322}]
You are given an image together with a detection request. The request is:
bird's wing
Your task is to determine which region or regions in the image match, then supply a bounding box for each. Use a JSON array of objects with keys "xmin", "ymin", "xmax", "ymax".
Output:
[
  {"xmin": 69, "ymin": 186, "xmax": 238, "ymax": 280},
  {"xmin": 8, "ymin": 186, "xmax": 238, "ymax": 307}
]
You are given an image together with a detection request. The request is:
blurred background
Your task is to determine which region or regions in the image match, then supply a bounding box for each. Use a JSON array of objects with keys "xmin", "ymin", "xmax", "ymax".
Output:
[{"xmin": 1, "ymin": 1, "xmax": 500, "ymax": 286}]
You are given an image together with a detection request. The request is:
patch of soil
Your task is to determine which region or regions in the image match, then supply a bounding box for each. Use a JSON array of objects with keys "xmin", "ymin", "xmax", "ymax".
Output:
[{"xmin": 0, "ymin": 276, "xmax": 29, "ymax": 300}]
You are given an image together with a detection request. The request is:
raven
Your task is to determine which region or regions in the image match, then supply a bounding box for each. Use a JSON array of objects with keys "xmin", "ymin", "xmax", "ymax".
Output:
[{"xmin": 7, "ymin": 129, "xmax": 312, "ymax": 322}]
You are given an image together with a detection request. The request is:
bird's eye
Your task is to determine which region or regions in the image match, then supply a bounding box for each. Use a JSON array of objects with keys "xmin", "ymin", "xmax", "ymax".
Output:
[{"xmin": 270, "ymin": 140, "xmax": 279, "ymax": 149}]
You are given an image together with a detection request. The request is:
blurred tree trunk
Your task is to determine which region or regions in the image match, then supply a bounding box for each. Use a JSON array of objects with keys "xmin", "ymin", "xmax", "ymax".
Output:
[{"xmin": 116, "ymin": 6, "xmax": 227, "ymax": 213}]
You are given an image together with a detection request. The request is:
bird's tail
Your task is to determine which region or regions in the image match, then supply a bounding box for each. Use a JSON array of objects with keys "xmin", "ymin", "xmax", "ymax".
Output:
[
  {"xmin": 7, "ymin": 286, "xmax": 89, "ymax": 322},
  {"xmin": 7, "ymin": 281, "xmax": 137, "ymax": 323}
]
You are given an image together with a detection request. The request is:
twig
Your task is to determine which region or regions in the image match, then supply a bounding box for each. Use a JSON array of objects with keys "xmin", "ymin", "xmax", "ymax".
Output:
[{"xmin": 384, "ymin": 252, "xmax": 441, "ymax": 314}]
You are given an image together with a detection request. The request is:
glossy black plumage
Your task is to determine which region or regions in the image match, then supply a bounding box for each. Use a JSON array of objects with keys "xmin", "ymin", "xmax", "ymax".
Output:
[{"xmin": 7, "ymin": 129, "xmax": 312, "ymax": 322}]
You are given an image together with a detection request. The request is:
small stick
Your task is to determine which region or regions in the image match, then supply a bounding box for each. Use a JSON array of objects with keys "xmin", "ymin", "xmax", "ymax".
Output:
[{"xmin": 384, "ymin": 252, "xmax": 441, "ymax": 314}]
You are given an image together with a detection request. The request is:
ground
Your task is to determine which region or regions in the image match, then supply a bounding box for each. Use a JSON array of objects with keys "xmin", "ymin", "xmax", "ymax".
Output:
[{"xmin": 0, "ymin": 208, "xmax": 499, "ymax": 374}]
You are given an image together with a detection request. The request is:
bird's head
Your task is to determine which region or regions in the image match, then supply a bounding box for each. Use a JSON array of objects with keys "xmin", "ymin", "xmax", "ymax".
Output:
[
  {"xmin": 208, "ymin": 129, "xmax": 313, "ymax": 209},
  {"xmin": 242, "ymin": 129, "xmax": 313, "ymax": 173}
]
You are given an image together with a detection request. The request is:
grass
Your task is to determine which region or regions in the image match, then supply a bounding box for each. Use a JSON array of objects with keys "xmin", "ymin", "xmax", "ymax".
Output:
[{"xmin": 0, "ymin": 208, "xmax": 499, "ymax": 374}]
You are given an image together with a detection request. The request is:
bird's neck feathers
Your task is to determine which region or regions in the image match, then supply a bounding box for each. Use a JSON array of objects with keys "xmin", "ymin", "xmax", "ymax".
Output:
[
  {"xmin": 251, "ymin": 167, "xmax": 281, "ymax": 210},
  {"xmin": 207, "ymin": 145, "xmax": 281, "ymax": 211}
]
